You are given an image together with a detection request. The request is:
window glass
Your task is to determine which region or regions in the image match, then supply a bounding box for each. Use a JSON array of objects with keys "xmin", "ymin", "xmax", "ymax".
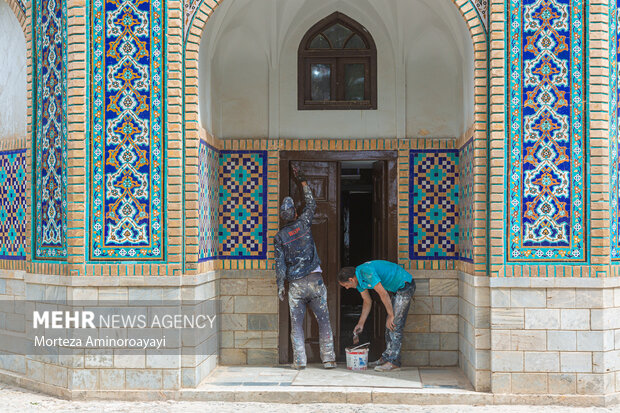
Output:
[
  {"xmin": 323, "ymin": 24, "xmax": 352, "ymax": 49},
  {"xmin": 309, "ymin": 34, "xmax": 330, "ymax": 49},
  {"xmin": 345, "ymin": 34, "xmax": 366, "ymax": 49},
  {"xmin": 344, "ymin": 63, "xmax": 365, "ymax": 101},
  {"xmin": 311, "ymin": 64, "xmax": 331, "ymax": 101}
]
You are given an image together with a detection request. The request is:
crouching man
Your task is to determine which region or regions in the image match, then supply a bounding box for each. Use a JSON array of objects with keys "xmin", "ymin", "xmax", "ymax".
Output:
[
  {"xmin": 338, "ymin": 260, "xmax": 415, "ymax": 372},
  {"xmin": 274, "ymin": 166, "xmax": 336, "ymax": 370}
]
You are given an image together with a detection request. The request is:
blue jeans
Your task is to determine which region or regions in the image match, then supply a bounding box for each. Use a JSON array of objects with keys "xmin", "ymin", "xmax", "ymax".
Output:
[
  {"xmin": 381, "ymin": 281, "xmax": 415, "ymax": 367},
  {"xmin": 288, "ymin": 272, "xmax": 336, "ymax": 366}
]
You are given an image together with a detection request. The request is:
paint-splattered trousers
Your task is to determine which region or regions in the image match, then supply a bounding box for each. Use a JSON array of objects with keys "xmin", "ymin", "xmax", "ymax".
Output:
[
  {"xmin": 288, "ymin": 272, "xmax": 336, "ymax": 366},
  {"xmin": 382, "ymin": 280, "xmax": 415, "ymax": 367}
]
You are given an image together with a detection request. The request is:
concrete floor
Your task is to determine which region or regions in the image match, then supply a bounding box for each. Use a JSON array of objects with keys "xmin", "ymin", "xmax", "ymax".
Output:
[{"xmin": 201, "ymin": 365, "xmax": 474, "ymax": 390}]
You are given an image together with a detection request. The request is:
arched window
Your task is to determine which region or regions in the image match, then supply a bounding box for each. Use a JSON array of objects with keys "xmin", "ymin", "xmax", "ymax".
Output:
[{"xmin": 298, "ymin": 12, "xmax": 377, "ymax": 110}]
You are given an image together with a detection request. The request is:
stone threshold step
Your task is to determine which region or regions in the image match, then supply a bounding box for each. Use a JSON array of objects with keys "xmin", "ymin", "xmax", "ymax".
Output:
[{"xmin": 2, "ymin": 371, "xmax": 620, "ymax": 407}]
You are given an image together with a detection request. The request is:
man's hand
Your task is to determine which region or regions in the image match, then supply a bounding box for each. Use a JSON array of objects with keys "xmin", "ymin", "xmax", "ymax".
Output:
[
  {"xmin": 291, "ymin": 165, "xmax": 306, "ymax": 183},
  {"xmin": 278, "ymin": 286, "xmax": 286, "ymax": 302},
  {"xmin": 353, "ymin": 323, "xmax": 364, "ymax": 335},
  {"xmin": 386, "ymin": 314, "xmax": 395, "ymax": 332}
]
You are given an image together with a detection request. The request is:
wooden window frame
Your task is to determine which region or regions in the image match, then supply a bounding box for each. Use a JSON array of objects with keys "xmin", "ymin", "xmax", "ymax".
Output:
[{"xmin": 298, "ymin": 12, "xmax": 377, "ymax": 110}]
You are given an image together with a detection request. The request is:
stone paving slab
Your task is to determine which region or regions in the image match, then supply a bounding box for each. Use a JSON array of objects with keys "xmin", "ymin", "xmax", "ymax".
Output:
[
  {"xmin": 292, "ymin": 365, "xmax": 422, "ymax": 388},
  {"xmin": 1, "ymin": 380, "xmax": 619, "ymax": 413}
]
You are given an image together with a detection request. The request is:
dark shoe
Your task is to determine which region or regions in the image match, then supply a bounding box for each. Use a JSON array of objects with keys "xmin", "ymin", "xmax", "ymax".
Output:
[
  {"xmin": 368, "ymin": 357, "xmax": 385, "ymax": 367},
  {"xmin": 323, "ymin": 361, "xmax": 337, "ymax": 369},
  {"xmin": 374, "ymin": 362, "xmax": 399, "ymax": 372},
  {"xmin": 291, "ymin": 363, "xmax": 306, "ymax": 370}
]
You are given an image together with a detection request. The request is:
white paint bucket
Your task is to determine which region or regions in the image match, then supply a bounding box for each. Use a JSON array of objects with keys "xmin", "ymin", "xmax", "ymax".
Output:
[{"xmin": 345, "ymin": 346, "xmax": 369, "ymax": 371}]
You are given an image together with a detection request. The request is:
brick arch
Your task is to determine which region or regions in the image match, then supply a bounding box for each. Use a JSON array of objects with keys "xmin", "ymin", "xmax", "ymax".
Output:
[{"xmin": 183, "ymin": 0, "xmax": 489, "ymax": 275}]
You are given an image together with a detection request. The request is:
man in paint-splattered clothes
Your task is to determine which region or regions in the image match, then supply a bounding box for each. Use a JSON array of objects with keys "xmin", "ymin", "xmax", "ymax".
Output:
[
  {"xmin": 274, "ymin": 166, "xmax": 336, "ymax": 370},
  {"xmin": 338, "ymin": 260, "xmax": 415, "ymax": 371}
]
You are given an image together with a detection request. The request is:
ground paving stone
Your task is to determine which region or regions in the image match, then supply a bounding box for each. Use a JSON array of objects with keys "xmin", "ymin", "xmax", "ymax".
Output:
[{"xmin": 0, "ymin": 383, "xmax": 618, "ymax": 413}]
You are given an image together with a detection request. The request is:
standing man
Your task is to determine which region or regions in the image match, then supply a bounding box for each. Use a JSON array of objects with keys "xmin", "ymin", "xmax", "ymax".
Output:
[
  {"xmin": 338, "ymin": 260, "xmax": 415, "ymax": 372},
  {"xmin": 274, "ymin": 166, "xmax": 336, "ymax": 370}
]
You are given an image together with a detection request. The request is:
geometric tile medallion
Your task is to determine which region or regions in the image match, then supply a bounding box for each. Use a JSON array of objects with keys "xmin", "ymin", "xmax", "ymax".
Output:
[
  {"xmin": 199, "ymin": 141, "xmax": 219, "ymax": 262},
  {"xmin": 219, "ymin": 151, "xmax": 267, "ymax": 259},
  {"xmin": 90, "ymin": 0, "xmax": 165, "ymax": 260},
  {"xmin": 34, "ymin": 0, "xmax": 68, "ymax": 259},
  {"xmin": 612, "ymin": 0, "xmax": 620, "ymax": 260},
  {"xmin": 508, "ymin": 0, "xmax": 585, "ymax": 261},
  {"xmin": 0, "ymin": 150, "xmax": 26, "ymax": 260},
  {"xmin": 409, "ymin": 150, "xmax": 459, "ymax": 260},
  {"xmin": 459, "ymin": 140, "xmax": 474, "ymax": 263}
]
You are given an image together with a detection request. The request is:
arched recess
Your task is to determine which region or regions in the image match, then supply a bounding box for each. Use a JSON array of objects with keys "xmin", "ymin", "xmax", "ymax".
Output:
[
  {"xmin": 184, "ymin": 0, "xmax": 489, "ymax": 390},
  {"xmin": 184, "ymin": 0, "xmax": 488, "ymax": 265}
]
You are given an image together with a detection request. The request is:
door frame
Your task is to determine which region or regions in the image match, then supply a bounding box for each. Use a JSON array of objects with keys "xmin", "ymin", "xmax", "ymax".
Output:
[{"xmin": 278, "ymin": 150, "xmax": 399, "ymax": 364}]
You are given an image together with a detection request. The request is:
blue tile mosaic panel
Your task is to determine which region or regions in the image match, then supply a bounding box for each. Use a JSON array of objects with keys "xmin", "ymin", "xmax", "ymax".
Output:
[
  {"xmin": 0, "ymin": 150, "xmax": 26, "ymax": 260},
  {"xmin": 91, "ymin": 0, "xmax": 165, "ymax": 260},
  {"xmin": 199, "ymin": 141, "xmax": 219, "ymax": 262},
  {"xmin": 459, "ymin": 140, "xmax": 474, "ymax": 263},
  {"xmin": 612, "ymin": 0, "xmax": 620, "ymax": 259},
  {"xmin": 34, "ymin": 0, "xmax": 67, "ymax": 259},
  {"xmin": 409, "ymin": 150, "xmax": 459, "ymax": 260},
  {"xmin": 219, "ymin": 151, "xmax": 267, "ymax": 259},
  {"xmin": 508, "ymin": 0, "xmax": 585, "ymax": 261}
]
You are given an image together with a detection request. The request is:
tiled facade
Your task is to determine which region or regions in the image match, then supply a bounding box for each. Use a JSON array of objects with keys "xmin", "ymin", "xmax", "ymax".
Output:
[{"xmin": 5, "ymin": 0, "xmax": 620, "ymax": 402}]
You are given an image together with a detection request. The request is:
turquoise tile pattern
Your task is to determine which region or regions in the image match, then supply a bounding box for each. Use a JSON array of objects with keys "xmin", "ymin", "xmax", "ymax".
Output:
[
  {"xmin": 612, "ymin": 0, "xmax": 620, "ymax": 259},
  {"xmin": 409, "ymin": 150, "xmax": 459, "ymax": 260},
  {"xmin": 218, "ymin": 151, "xmax": 267, "ymax": 259},
  {"xmin": 508, "ymin": 0, "xmax": 585, "ymax": 261},
  {"xmin": 16, "ymin": 0, "xmax": 26, "ymax": 14},
  {"xmin": 0, "ymin": 150, "xmax": 26, "ymax": 260},
  {"xmin": 199, "ymin": 141, "xmax": 219, "ymax": 262},
  {"xmin": 459, "ymin": 140, "xmax": 474, "ymax": 263},
  {"xmin": 34, "ymin": 0, "xmax": 68, "ymax": 259},
  {"xmin": 90, "ymin": 0, "xmax": 165, "ymax": 260}
]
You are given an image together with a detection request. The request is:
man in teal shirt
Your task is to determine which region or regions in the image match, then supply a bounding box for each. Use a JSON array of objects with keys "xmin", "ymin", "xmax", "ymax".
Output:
[{"xmin": 338, "ymin": 260, "xmax": 415, "ymax": 371}]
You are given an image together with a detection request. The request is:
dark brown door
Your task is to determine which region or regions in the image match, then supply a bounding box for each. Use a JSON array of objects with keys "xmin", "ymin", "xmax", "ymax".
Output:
[
  {"xmin": 372, "ymin": 160, "xmax": 387, "ymax": 260},
  {"xmin": 368, "ymin": 160, "xmax": 388, "ymax": 360},
  {"xmin": 278, "ymin": 160, "xmax": 339, "ymax": 363}
]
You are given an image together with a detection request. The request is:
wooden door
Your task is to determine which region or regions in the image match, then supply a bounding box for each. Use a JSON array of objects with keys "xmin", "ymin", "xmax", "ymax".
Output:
[
  {"xmin": 278, "ymin": 160, "xmax": 339, "ymax": 363},
  {"xmin": 372, "ymin": 160, "xmax": 387, "ymax": 260},
  {"xmin": 368, "ymin": 160, "xmax": 387, "ymax": 360}
]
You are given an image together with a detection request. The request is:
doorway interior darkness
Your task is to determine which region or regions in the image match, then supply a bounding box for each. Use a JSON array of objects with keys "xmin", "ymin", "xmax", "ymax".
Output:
[{"xmin": 278, "ymin": 151, "xmax": 398, "ymax": 364}]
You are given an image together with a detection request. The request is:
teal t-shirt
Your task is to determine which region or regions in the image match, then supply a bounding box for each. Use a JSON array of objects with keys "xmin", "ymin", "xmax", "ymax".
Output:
[{"xmin": 355, "ymin": 260, "xmax": 412, "ymax": 293}]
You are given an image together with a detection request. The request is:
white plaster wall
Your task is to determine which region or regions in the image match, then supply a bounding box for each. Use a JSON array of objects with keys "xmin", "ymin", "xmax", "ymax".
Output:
[
  {"xmin": 199, "ymin": 0, "xmax": 474, "ymax": 139},
  {"xmin": 0, "ymin": 0, "xmax": 26, "ymax": 142}
]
